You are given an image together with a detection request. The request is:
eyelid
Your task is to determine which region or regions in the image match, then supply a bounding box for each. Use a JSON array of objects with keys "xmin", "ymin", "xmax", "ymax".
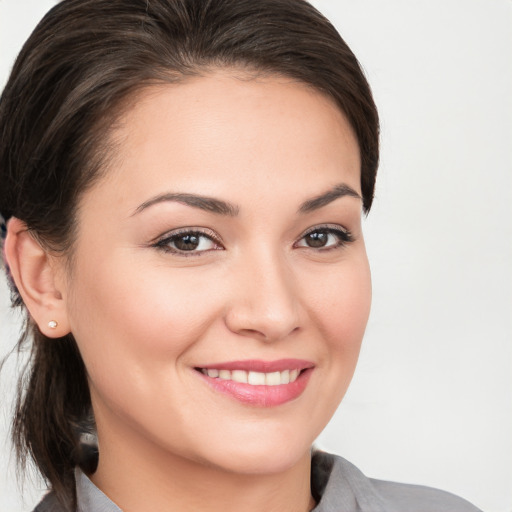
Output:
[
  {"xmin": 152, "ymin": 227, "xmax": 224, "ymax": 254},
  {"xmin": 153, "ymin": 226, "xmax": 222, "ymax": 243},
  {"xmin": 300, "ymin": 223, "xmax": 351, "ymax": 237},
  {"xmin": 294, "ymin": 223, "xmax": 354, "ymax": 249}
]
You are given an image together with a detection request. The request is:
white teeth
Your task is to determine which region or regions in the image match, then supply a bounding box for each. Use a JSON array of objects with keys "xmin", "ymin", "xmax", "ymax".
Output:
[
  {"xmin": 248, "ymin": 371, "xmax": 266, "ymax": 385},
  {"xmin": 231, "ymin": 370, "xmax": 248, "ymax": 383},
  {"xmin": 265, "ymin": 371, "xmax": 281, "ymax": 386},
  {"xmin": 218, "ymin": 370, "xmax": 231, "ymax": 380},
  {"xmin": 201, "ymin": 368, "xmax": 301, "ymax": 386}
]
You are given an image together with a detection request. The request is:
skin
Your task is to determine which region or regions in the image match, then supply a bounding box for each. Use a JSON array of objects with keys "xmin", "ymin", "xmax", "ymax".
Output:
[{"xmin": 7, "ymin": 71, "xmax": 371, "ymax": 512}]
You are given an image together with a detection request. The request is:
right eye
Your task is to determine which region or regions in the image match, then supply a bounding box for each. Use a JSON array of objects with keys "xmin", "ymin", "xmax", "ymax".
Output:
[{"xmin": 154, "ymin": 229, "xmax": 223, "ymax": 255}]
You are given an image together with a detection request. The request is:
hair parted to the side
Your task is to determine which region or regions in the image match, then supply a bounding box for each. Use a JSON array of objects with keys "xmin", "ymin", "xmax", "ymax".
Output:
[{"xmin": 0, "ymin": 0, "xmax": 379, "ymax": 508}]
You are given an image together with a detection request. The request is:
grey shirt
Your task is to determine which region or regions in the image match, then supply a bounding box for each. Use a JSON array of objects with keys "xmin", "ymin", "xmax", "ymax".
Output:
[{"xmin": 34, "ymin": 451, "xmax": 482, "ymax": 511}]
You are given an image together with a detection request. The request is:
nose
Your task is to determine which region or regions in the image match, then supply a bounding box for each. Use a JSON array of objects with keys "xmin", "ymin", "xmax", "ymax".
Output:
[{"xmin": 224, "ymin": 250, "xmax": 302, "ymax": 343}]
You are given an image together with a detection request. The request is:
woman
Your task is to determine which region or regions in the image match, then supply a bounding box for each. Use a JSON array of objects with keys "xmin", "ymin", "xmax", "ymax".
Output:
[{"xmin": 0, "ymin": 0, "xmax": 486, "ymax": 511}]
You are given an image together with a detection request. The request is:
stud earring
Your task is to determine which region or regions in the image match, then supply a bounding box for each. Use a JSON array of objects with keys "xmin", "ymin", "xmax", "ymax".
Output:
[{"xmin": 48, "ymin": 320, "xmax": 58, "ymax": 329}]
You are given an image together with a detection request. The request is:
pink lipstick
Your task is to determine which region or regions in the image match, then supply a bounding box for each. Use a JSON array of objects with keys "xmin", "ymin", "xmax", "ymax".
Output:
[{"xmin": 195, "ymin": 359, "xmax": 314, "ymax": 407}]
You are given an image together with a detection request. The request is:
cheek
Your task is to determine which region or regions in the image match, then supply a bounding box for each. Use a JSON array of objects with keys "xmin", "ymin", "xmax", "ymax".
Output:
[
  {"xmin": 296, "ymin": 253, "xmax": 371, "ymax": 436},
  {"xmin": 65, "ymin": 254, "xmax": 224, "ymax": 390},
  {"xmin": 306, "ymin": 251, "xmax": 371, "ymax": 414},
  {"xmin": 311, "ymin": 255, "xmax": 371, "ymax": 352}
]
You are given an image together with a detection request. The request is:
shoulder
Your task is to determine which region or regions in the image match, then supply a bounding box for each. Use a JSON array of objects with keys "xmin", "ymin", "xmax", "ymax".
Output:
[
  {"xmin": 369, "ymin": 477, "xmax": 483, "ymax": 512},
  {"xmin": 312, "ymin": 450, "xmax": 483, "ymax": 512},
  {"xmin": 32, "ymin": 491, "xmax": 68, "ymax": 512}
]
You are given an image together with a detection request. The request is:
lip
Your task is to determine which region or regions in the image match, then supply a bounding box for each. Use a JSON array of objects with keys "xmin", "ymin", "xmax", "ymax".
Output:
[
  {"xmin": 198, "ymin": 358, "xmax": 314, "ymax": 373},
  {"xmin": 195, "ymin": 359, "xmax": 314, "ymax": 407}
]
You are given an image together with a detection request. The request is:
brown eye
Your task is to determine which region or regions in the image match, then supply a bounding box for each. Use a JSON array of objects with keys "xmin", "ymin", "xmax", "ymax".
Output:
[
  {"xmin": 174, "ymin": 234, "xmax": 201, "ymax": 251},
  {"xmin": 155, "ymin": 230, "xmax": 221, "ymax": 254},
  {"xmin": 295, "ymin": 226, "xmax": 353, "ymax": 250},
  {"xmin": 304, "ymin": 231, "xmax": 329, "ymax": 248}
]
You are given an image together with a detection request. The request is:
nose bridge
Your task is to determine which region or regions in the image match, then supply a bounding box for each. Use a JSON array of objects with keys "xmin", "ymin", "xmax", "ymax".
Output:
[{"xmin": 226, "ymin": 244, "xmax": 301, "ymax": 341}]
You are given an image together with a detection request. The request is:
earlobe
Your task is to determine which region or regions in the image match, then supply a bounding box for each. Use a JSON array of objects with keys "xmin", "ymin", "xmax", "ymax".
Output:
[{"xmin": 4, "ymin": 217, "xmax": 71, "ymax": 338}]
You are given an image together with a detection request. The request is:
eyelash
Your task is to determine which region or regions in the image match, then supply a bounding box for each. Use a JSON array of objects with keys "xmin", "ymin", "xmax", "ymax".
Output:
[
  {"xmin": 152, "ymin": 224, "xmax": 353, "ymax": 256},
  {"xmin": 152, "ymin": 228, "xmax": 223, "ymax": 256},
  {"xmin": 295, "ymin": 224, "xmax": 354, "ymax": 251}
]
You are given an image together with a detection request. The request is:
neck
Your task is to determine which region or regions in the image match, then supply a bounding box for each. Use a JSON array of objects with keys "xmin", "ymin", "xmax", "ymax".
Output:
[{"xmin": 91, "ymin": 422, "xmax": 315, "ymax": 512}]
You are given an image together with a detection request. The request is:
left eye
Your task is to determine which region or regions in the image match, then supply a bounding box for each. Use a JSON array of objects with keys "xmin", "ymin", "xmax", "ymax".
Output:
[
  {"xmin": 156, "ymin": 231, "xmax": 221, "ymax": 253},
  {"xmin": 295, "ymin": 227, "xmax": 352, "ymax": 249}
]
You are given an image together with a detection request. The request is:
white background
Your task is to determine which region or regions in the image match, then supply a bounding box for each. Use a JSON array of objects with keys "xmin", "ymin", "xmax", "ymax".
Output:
[{"xmin": 1, "ymin": 1, "xmax": 511, "ymax": 511}]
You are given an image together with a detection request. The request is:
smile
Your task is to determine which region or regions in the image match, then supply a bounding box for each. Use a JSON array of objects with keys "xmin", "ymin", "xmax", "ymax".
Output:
[
  {"xmin": 198, "ymin": 368, "xmax": 300, "ymax": 386},
  {"xmin": 195, "ymin": 359, "xmax": 314, "ymax": 407}
]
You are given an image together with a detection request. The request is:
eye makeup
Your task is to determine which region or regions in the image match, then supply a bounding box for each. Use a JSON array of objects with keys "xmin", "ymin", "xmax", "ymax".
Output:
[
  {"xmin": 152, "ymin": 227, "xmax": 224, "ymax": 256},
  {"xmin": 295, "ymin": 224, "xmax": 354, "ymax": 251},
  {"xmin": 149, "ymin": 222, "xmax": 353, "ymax": 258}
]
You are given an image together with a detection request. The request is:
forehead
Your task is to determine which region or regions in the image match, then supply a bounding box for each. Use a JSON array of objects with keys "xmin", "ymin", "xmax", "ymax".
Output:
[{"xmin": 82, "ymin": 71, "xmax": 361, "ymax": 216}]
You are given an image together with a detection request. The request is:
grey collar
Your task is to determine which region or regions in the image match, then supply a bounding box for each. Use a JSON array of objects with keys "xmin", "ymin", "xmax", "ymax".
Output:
[
  {"xmin": 73, "ymin": 451, "xmax": 387, "ymax": 512},
  {"xmin": 75, "ymin": 468, "xmax": 122, "ymax": 512}
]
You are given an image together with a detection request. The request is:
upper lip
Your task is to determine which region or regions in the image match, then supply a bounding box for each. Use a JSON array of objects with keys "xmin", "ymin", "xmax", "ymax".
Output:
[{"xmin": 196, "ymin": 359, "xmax": 314, "ymax": 373}]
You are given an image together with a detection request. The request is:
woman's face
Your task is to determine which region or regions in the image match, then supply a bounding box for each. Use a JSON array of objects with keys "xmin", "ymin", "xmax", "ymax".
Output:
[{"xmin": 59, "ymin": 71, "xmax": 371, "ymax": 475}]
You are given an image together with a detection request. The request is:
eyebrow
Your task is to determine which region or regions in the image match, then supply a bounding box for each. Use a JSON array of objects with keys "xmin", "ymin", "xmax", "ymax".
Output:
[
  {"xmin": 132, "ymin": 182, "xmax": 360, "ymax": 217},
  {"xmin": 133, "ymin": 193, "xmax": 239, "ymax": 217},
  {"xmin": 298, "ymin": 183, "xmax": 361, "ymax": 213}
]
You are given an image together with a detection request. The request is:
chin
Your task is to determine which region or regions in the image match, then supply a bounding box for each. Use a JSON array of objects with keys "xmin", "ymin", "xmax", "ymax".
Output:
[
  {"xmin": 212, "ymin": 450, "xmax": 310, "ymax": 476},
  {"xmin": 193, "ymin": 430, "xmax": 315, "ymax": 476}
]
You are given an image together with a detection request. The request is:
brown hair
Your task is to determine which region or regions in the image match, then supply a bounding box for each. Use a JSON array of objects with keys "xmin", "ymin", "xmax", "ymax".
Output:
[{"xmin": 0, "ymin": 0, "xmax": 379, "ymax": 508}]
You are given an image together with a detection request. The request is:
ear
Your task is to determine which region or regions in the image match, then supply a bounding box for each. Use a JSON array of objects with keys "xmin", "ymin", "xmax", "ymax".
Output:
[{"xmin": 4, "ymin": 217, "xmax": 71, "ymax": 338}]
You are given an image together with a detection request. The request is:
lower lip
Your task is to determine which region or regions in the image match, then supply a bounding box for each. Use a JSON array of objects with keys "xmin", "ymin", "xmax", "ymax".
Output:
[{"xmin": 196, "ymin": 368, "xmax": 313, "ymax": 407}]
